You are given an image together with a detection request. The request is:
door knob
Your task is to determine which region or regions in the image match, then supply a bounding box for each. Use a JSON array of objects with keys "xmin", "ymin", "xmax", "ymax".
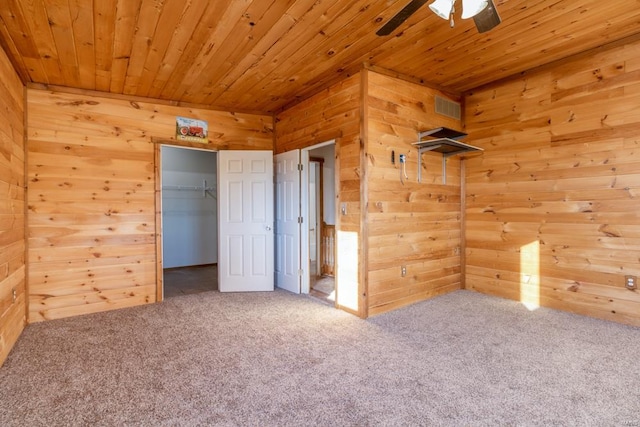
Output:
[{"xmin": 266, "ymin": 226, "xmax": 272, "ymax": 231}]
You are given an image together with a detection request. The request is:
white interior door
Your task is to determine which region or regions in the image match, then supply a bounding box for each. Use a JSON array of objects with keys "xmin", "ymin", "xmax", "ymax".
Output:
[
  {"xmin": 218, "ymin": 150, "xmax": 274, "ymax": 292},
  {"xmin": 300, "ymin": 149, "xmax": 310, "ymax": 294},
  {"xmin": 275, "ymin": 150, "xmax": 301, "ymax": 293},
  {"xmin": 308, "ymin": 162, "xmax": 317, "ymax": 263}
]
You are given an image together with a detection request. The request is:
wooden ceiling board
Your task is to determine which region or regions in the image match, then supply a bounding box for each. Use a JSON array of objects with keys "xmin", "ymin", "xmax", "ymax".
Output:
[
  {"xmin": 109, "ymin": 0, "xmax": 142, "ymax": 93},
  {"xmin": 184, "ymin": 0, "xmax": 296, "ymax": 103},
  {"xmin": 129, "ymin": 0, "xmax": 185, "ymax": 97},
  {"xmin": 414, "ymin": 0, "xmax": 640, "ymax": 91},
  {"xmin": 68, "ymin": 0, "xmax": 96, "ymax": 90},
  {"xmin": 21, "ymin": 0, "xmax": 65, "ymax": 84},
  {"xmin": 0, "ymin": 3, "xmax": 32, "ymax": 91},
  {"xmin": 45, "ymin": 0, "xmax": 79, "ymax": 87},
  {"xmin": 1, "ymin": 0, "xmax": 640, "ymax": 113},
  {"xmin": 223, "ymin": 1, "xmax": 409, "ymax": 110},
  {"xmin": 213, "ymin": 0, "xmax": 381, "ymax": 109},
  {"xmin": 161, "ymin": 0, "xmax": 254, "ymax": 102},
  {"xmin": 0, "ymin": 15, "xmax": 30, "ymax": 83},
  {"xmin": 141, "ymin": 0, "xmax": 209, "ymax": 98},
  {"xmin": 120, "ymin": 0, "xmax": 164, "ymax": 95},
  {"xmin": 374, "ymin": 0, "xmax": 614, "ymax": 90},
  {"xmin": 149, "ymin": 0, "xmax": 225, "ymax": 100}
]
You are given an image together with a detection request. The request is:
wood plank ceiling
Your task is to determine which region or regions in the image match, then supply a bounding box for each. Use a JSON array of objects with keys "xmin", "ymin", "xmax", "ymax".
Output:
[{"xmin": 1, "ymin": 0, "xmax": 639, "ymax": 113}]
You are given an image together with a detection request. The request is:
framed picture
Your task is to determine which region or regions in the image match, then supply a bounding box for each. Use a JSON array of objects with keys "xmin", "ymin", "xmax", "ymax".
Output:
[{"xmin": 176, "ymin": 116, "xmax": 208, "ymax": 143}]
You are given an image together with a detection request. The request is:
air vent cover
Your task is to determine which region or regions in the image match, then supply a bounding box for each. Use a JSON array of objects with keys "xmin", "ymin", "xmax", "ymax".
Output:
[{"xmin": 435, "ymin": 95, "xmax": 461, "ymax": 120}]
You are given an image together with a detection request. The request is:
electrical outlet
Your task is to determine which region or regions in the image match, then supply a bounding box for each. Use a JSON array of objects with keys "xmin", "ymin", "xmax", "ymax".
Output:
[
  {"xmin": 401, "ymin": 266, "xmax": 407, "ymax": 277},
  {"xmin": 12, "ymin": 287, "xmax": 16, "ymax": 303},
  {"xmin": 625, "ymin": 275, "xmax": 637, "ymax": 290}
]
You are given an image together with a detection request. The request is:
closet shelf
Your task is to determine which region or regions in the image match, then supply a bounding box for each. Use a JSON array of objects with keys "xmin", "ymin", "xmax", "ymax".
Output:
[
  {"xmin": 161, "ymin": 185, "xmax": 216, "ymax": 191},
  {"xmin": 162, "ymin": 179, "xmax": 216, "ymax": 197}
]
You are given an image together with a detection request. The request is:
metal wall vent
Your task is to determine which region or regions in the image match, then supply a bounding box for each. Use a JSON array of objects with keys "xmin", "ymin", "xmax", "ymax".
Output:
[{"xmin": 435, "ymin": 95, "xmax": 461, "ymax": 120}]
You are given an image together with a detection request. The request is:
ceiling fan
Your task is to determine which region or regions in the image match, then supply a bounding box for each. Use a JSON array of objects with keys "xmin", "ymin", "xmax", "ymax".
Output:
[{"xmin": 376, "ymin": 0, "xmax": 501, "ymax": 36}]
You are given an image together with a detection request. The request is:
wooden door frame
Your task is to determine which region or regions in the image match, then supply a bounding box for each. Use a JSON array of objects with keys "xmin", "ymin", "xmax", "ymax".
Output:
[
  {"xmin": 309, "ymin": 156, "xmax": 324, "ymax": 277},
  {"xmin": 300, "ymin": 140, "xmax": 336, "ymax": 303}
]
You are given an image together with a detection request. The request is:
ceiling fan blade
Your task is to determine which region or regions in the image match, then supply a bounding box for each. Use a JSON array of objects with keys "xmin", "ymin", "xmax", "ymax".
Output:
[
  {"xmin": 376, "ymin": 0, "xmax": 430, "ymax": 36},
  {"xmin": 473, "ymin": 0, "xmax": 501, "ymax": 33}
]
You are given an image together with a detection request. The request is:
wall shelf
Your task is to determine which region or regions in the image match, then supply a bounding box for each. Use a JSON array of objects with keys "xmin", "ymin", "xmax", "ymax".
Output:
[{"xmin": 413, "ymin": 127, "xmax": 482, "ymax": 184}]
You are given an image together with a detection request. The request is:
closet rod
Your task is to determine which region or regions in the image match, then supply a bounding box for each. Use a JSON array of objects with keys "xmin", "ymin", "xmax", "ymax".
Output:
[{"xmin": 162, "ymin": 179, "xmax": 215, "ymax": 198}]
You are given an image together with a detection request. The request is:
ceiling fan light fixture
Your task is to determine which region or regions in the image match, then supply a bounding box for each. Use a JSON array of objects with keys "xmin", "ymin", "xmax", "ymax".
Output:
[
  {"xmin": 429, "ymin": 0, "xmax": 455, "ymax": 20},
  {"xmin": 461, "ymin": 0, "xmax": 488, "ymax": 19}
]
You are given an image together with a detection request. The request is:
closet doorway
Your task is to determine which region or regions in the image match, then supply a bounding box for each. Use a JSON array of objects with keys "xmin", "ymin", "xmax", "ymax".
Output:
[
  {"xmin": 160, "ymin": 145, "xmax": 218, "ymax": 298},
  {"xmin": 274, "ymin": 140, "xmax": 336, "ymax": 301}
]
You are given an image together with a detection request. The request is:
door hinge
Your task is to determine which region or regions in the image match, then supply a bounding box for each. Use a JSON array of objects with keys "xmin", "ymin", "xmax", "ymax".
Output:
[
  {"xmin": 298, "ymin": 217, "xmax": 303, "ymax": 224},
  {"xmin": 298, "ymin": 269, "xmax": 303, "ymax": 276},
  {"xmin": 297, "ymin": 163, "xmax": 303, "ymax": 171}
]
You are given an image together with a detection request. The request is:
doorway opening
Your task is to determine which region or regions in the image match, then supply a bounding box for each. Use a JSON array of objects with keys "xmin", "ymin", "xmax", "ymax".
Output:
[
  {"xmin": 305, "ymin": 143, "xmax": 336, "ymax": 303},
  {"xmin": 160, "ymin": 145, "xmax": 218, "ymax": 298},
  {"xmin": 274, "ymin": 142, "xmax": 335, "ymax": 301}
]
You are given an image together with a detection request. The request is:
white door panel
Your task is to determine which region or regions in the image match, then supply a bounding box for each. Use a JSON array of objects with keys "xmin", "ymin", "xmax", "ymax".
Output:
[
  {"xmin": 275, "ymin": 150, "xmax": 301, "ymax": 293},
  {"xmin": 300, "ymin": 149, "xmax": 310, "ymax": 294},
  {"xmin": 218, "ymin": 150, "xmax": 274, "ymax": 292}
]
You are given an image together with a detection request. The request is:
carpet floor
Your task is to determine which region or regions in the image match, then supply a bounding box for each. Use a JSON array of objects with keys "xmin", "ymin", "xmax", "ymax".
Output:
[
  {"xmin": 310, "ymin": 275, "xmax": 335, "ymax": 296},
  {"xmin": 1, "ymin": 290, "xmax": 639, "ymax": 426}
]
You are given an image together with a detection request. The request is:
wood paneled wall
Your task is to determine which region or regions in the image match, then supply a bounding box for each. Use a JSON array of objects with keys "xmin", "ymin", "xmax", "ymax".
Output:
[
  {"xmin": 275, "ymin": 73, "xmax": 363, "ymax": 316},
  {"xmin": 276, "ymin": 70, "xmax": 464, "ymax": 317},
  {"xmin": 365, "ymin": 71, "xmax": 463, "ymax": 316},
  {"xmin": 464, "ymin": 40, "xmax": 640, "ymax": 326},
  {"xmin": 0, "ymin": 44, "xmax": 25, "ymax": 366},
  {"xmin": 27, "ymin": 89, "xmax": 272, "ymax": 322}
]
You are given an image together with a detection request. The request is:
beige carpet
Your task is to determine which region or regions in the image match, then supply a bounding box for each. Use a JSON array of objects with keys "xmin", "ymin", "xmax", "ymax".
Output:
[
  {"xmin": 311, "ymin": 275, "xmax": 335, "ymax": 295},
  {"xmin": 1, "ymin": 289, "xmax": 639, "ymax": 426}
]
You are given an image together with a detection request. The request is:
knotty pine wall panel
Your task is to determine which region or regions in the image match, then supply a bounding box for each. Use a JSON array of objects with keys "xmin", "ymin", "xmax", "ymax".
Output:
[
  {"xmin": 275, "ymin": 73, "xmax": 363, "ymax": 316},
  {"xmin": 27, "ymin": 89, "xmax": 273, "ymax": 322},
  {"xmin": 464, "ymin": 40, "xmax": 640, "ymax": 326},
  {"xmin": 365, "ymin": 71, "xmax": 463, "ymax": 316},
  {"xmin": 0, "ymin": 44, "xmax": 26, "ymax": 366}
]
